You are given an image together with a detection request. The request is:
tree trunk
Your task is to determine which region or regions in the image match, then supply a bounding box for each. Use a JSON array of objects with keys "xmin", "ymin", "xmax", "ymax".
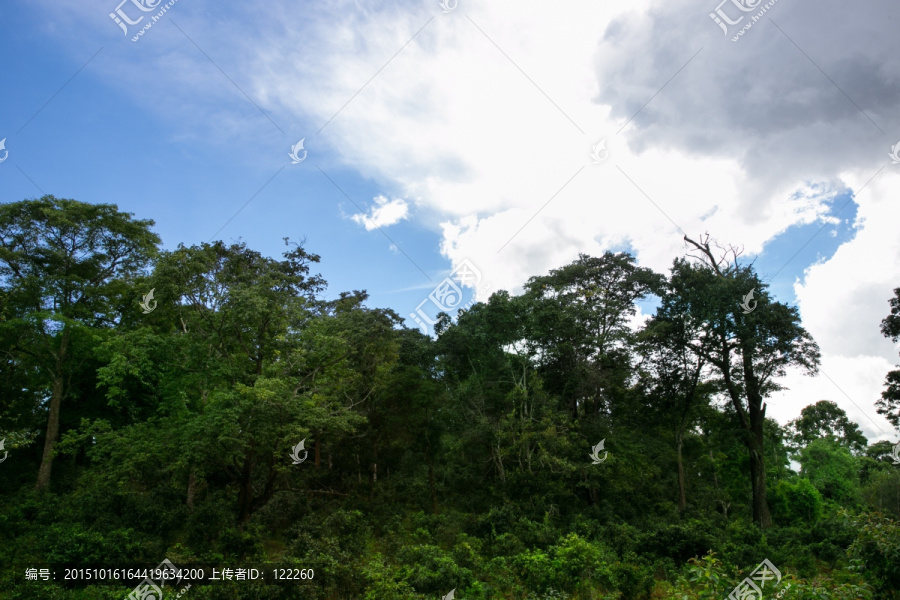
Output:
[
  {"xmin": 492, "ymin": 442, "xmax": 506, "ymax": 483},
  {"xmin": 36, "ymin": 329, "xmax": 69, "ymax": 491},
  {"xmin": 314, "ymin": 438, "xmax": 321, "ymax": 469},
  {"xmin": 371, "ymin": 438, "xmax": 378, "ymax": 497},
  {"xmin": 748, "ymin": 434, "xmax": 771, "ymax": 528},
  {"xmin": 719, "ymin": 340, "xmax": 772, "ymax": 529},
  {"xmin": 747, "ymin": 405, "xmax": 772, "ymax": 528},
  {"xmin": 187, "ymin": 468, "xmax": 197, "ymax": 510},
  {"xmin": 676, "ymin": 434, "xmax": 686, "ymax": 511},
  {"xmin": 743, "ymin": 349, "xmax": 772, "ymax": 529},
  {"xmin": 429, "ymin": 461, "xmax": 439, "ymax": 514},
  {"xmin": 237, "ymin": 451, "xmax": 254, "ymax": 527},
  {"xmin": 426, "ymin": 441, "xmax": 439, "ymax": 514}
]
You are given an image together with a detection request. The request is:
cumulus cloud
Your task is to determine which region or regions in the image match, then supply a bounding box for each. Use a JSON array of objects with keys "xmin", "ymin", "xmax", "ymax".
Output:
[
  {"xmin": 351, "ymin": 195, "xmax": 410, "ymax": 230},
  {"xmin": 200, "ymin": 0, "xmax": 900, "ymax": 433}
]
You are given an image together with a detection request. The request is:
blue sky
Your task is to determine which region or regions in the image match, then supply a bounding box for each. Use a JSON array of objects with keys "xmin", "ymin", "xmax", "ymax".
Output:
[
  {"xmin": 1, "ymin": 0, "xmax": 898, "ymax": 438},
  {"xmin": 0, "ymin": 0, "xmax": 450, "ymax": 320}
]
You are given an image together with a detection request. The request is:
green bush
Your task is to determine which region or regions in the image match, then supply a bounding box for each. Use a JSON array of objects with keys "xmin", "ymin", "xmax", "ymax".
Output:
[
  {"xmin": 861, "ymin": 469, "xmax": 900, "ymax": 519},
  {"xmin": 38, "ymin": 523, "xmax": 146, "ymax": 563},
  {"xmin": 668, "ymin": 551, "xmax": 730, "ymax": 600},
  {"xmin": 799, "ymin": 439, "xmax": 860, "ymax": 505},
  {"xmin": 640, "ymin": 520, "xmax": 716, "ymax": 564},
  {"xmin": 362, "ymin": 553, "xmax": 423, "ymax": 600},
  {"xmin": 610, "ymin": 552, "xmax": 654, "ymax": 600},
  {"xmin": 396, "ymin": 543, "xmax": 474, "ymax": 596},
  {"xmin": 769, "ymin": 478, "xmax": 823, "ymax": 526},
  {"xmin": 513, "ymin": 533, "xmax": 617, "ymax": 596},
  {"xmin": 846, "ymin": 510, "xmax": 900, "ymax": 598}
]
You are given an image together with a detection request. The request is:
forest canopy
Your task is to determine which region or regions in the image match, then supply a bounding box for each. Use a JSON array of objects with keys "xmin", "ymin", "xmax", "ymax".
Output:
[{"xmin": 1, "ymin": 196, "xmax": 899, "ymax": 600}]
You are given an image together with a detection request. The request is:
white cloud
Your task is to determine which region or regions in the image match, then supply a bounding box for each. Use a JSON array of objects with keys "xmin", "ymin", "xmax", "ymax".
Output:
[
  {"xmin": 241, "ymin": 0, "xmax": 900, "ymax": 433},
  {"xmin": 259, "ymin": 0, "xmax": 898, "ymax": 436},
  {"xmin": 351, "ymin": 195, "xmax": 410, "ymax": 230}
]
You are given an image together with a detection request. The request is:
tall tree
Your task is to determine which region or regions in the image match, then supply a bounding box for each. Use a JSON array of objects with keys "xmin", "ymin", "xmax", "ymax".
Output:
[
  {"xmin": 637, "ymin": 305, "xmax": 716, "ymax": 511},
  {"xmin": 0, "ymin": 196, "xmax": 159, "ymax": 490},
  {"xmin": 520, "ymin": 252, "xmax": 664, "ymax": 420},
  {"xmin": 152, "ymin": 240, "xmax": 350, "ymax": 524},
  {"xmin": 787, "ymin": 400, "xmax": 867, "ymax": 454},
  {"xmin": 677, "ymin": 235, "xmax": 820, "ymax": 528},
  {"xmin": 876, "ymin": 287, "xmax": 900, "ymax": 428}
]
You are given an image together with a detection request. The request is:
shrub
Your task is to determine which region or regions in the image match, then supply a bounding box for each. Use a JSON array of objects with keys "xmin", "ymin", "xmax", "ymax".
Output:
[
  {"xmin": 363, "ymin": 553, "xmax": 424, "ymax": 600},
  {"xmin": 396, "ymin": 543, "xmax": 474, "ymax": 596},
  {"xmin": 769, "ymin": 478, "xmax": 823, "ymax": 526},
  {"xmin": 845, "ymin": 510, "xmax": 900, "ymax": 598},
  {"xmin": 513, "ymin": 533, "xmax": 617, "ymax": 596}
]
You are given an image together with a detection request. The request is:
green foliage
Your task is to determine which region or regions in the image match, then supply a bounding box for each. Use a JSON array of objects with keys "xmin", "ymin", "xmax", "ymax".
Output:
[
  {"xmin": 513, "ymin": 533, "xmax": 617, "ymax": 597},
  {"xmin": 363, "ymin": 554, "xmax": 424, "ymax": 600},
  {"xmin": 845, "ymin": 510, "xmax": 900, "ymax": 598},
  {"xmin": 1, "ymin": 202, "xmax": 895, "ymax": 599},
  {"xmin": 769, "ymin": 478, "xmax": 823, "ymax": 525},
  {"xmin": 861, "ymin": 468, "xmax": 900, "ymax": 518},
  {"xmin": 799, "ymin": 438, "xmax": 860, "ymax": 505},
  {"xmin": 876, "ymin": 287, "xmax": 900, "ymax": 427},
  {"xmin": 686, "ymin": 552, "xmax": 733, "ymax": 599},
  {"xmin": 786, "ymin": 400, "xmax": 868, "ymax": 454}
]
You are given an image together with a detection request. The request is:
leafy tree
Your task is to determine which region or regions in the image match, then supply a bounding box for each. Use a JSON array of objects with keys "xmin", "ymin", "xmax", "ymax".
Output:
[
  {"xmin": 636, "ymin": 307, "xmax": 716, "ymax": 511},
  {"xmin": 677, "ymin": 235, "xmax": 821, "ymax": 528},
  {"xmin": 799, "ymin": 438, "xmax": 859, "ymax": 505},
  {"xmin": 436, "ymin": 291, "xmax": 578, "ymax": 511},
  {"xmin": 876, "ymin": 287, "xmax": 900, "ymax": 428},
  {"xmin": 861, "ymin": 468, "xmax": 900, "ymax": 519},
  {"xmin": 0, "ymin": 196, "xmax": 159, "ymax": 490},
  {"xmin": 314, "ymin": 290, "xmax": 405, "ymax": 494},
  {"xmin": 520, "ymin": 252, "xmax": 664, "ymax": 420},
  {"xmin": 786, "ymin": 400, "xmax": 867, "ymax": 454}
]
